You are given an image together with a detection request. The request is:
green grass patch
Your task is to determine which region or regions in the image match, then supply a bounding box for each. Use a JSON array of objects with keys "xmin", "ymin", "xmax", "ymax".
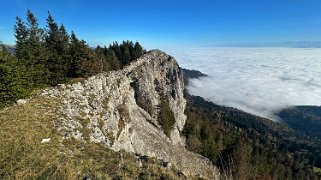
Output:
[{"xmin": 0, "ymin": 96, "xmax": 183, "ymax": 179}]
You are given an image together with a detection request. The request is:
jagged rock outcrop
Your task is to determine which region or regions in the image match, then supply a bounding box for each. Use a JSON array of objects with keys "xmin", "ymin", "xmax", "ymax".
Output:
[{"xmin": 40, "ymin": 50, "xmax": 219, "ymax": 179}]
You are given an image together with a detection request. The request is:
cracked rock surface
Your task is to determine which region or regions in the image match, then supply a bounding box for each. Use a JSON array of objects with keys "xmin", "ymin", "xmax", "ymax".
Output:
[{"xmin": 40, "ymin": 50, "xmax": 220, "ymax": 179}]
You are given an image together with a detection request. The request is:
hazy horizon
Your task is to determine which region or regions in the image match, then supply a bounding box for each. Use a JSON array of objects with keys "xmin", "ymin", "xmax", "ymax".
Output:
[{"xmin": 3, "ymin": 41, "xmax": 321, "ymax": 50}]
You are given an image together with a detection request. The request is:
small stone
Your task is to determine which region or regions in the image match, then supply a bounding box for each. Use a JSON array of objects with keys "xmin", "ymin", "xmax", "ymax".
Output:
[
  {"xmin": 58, "ymin": 84, "xmax": 66, "ymax": 89},
  {"xmin": 82, "ymin": 108, "xmax": 90, "ymax": 114},
  {"xmin": 16, "ymin": 99, "xmax": 27, "ymax": 105},
  {"xmin": 41, "ymin": 138, "xmax": 51, "ymax": 143}
]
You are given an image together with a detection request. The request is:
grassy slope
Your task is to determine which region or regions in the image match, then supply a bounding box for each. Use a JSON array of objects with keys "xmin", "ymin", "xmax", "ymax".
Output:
[{"xmin": 0, "ymin": 96, "xmax": 184, "ymax": 179}]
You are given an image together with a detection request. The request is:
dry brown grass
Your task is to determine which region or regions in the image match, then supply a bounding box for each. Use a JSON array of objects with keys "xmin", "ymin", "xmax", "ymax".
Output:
[
  {"xmin": 0, "ymin": 96, "xmax": 184, "ymax": 179},
  {"xmin": 314, "ymin": 167, "xmax": 321, "ymax": 174},
  {"xmin": 117, "ymin": 104, "xmax": 130, "ymax": 138},
  {"xmin": 65, "ymin": 77, "xmax": 84, "ymax": 85}
]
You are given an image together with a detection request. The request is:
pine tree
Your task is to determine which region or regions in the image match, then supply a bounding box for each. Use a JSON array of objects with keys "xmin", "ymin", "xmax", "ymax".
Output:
[
  {"xmin": 0, "ymin": 45, "xmax": 31, "ymax": 108},
  {"xmin": 95, "ymin": 45, "xmax": 109, "ymax": 71},
  {"xmin": 95, "ymin": 45, "xmax": 103, "ymax": 55},
  {"xmin": 69, "ymin": 32, "xmax": 102, "ymax": 77},
  {"xmin": 14, "ymin": 17, "xmax": 29, "ymax": 62},
  {"xmin": 58, "ymin": 24, "xmax": 71, "ymax": 73},
  {"xmin": 109, "ymin": 42, "xmax": 121, "ymax": 63},
  {"xmin": 14, "ymin": 10, "xmax": 49, "ymax": 86},
  {"xmin": 121, "ymin": 41, "xmax": 131, "ymax": 65},
  {"xmin": 134, "ymin": 42, "xmax": 144, "ymax": 59},
  {"xmin": 45, "ymin": 12, "xmax": 70, "ymax": 85},
  {"xmin": 105, "ymin": 48, "xmax": 120, "ymax": 70},
  {"xmin": 107, "ymin": 41, "xmax": 145, "ymax": 68},
  {"xmin": 25, "ymin": 10, "xmax": 49, "ymax": 86},
  {"xmin": 26, "ymin": 10, "xmax": 45, "ymax": 64},
  {"xmin": 127, "ymin": 40, "xmax": 134, "ymax": 59}
]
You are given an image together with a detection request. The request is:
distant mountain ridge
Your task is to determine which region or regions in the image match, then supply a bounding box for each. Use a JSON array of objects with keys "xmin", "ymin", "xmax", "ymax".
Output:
[{"xmin": 0, "ymin": 44, "xmax": 15, "ymax": 53}]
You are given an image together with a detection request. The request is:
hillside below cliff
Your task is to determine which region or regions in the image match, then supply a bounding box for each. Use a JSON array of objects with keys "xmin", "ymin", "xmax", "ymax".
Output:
[
  {"xmin": 0, "ymin": 50, "xmax": 219, "ymax": 179},
  {"xmin": 182, "ymin": 68, "xmax": 321, "ymax": 179}
]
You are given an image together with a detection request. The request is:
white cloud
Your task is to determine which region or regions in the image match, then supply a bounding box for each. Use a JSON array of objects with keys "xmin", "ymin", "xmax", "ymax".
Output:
[{"xmin": 166, "ymin": 47, "xmax": 321, "ymax": 121}]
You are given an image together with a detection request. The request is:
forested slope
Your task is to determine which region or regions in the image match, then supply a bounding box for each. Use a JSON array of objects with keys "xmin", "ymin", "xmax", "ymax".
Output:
[
  {"xmin": 184, "ymin": 93, "xmax": 321, "ymax": 179},
  {"xmin": 278, "ymin": 106, "xmax": 321, "ymax": 139}
]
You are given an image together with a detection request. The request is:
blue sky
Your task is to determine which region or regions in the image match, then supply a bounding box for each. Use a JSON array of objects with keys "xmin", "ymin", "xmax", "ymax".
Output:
[{"xmin": 1, "ymin": 0, "xmax": 321, "ymax": 48}]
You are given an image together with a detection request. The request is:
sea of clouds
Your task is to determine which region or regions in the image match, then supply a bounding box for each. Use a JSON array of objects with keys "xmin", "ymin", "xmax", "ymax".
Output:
[{"xmin": 165, "ymin": 48, "xmax": 321, "ymax": 121}]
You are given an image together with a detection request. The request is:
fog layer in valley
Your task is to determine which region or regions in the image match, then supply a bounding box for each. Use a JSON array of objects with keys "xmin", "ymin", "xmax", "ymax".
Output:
[{"xmin": 166, "ymin": 48, "xmax": 321, "ymax": 121}]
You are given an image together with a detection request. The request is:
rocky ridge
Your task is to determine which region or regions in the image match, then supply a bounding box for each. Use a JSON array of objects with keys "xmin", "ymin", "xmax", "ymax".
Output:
[{"xmin": 39, "ymin": 50, "xmax": 219, "ymax": 179}]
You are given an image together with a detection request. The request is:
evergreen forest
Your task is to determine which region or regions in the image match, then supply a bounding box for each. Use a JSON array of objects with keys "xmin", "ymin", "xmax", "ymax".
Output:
[{"xmin": 0, "ymin": 10, "xmax": 145, "ymax": 108}]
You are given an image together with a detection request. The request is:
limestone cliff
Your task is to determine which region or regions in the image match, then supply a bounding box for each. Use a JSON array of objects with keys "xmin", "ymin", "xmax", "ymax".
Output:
[{"xmin": 40, "ymin": 50, "xmax": 219, "ymax": 179}]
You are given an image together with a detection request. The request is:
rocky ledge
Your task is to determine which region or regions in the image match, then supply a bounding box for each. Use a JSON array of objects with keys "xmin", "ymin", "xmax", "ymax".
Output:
[{"xmin": 40, "ymin": 50, "xmax": 220, "ymax": 179}]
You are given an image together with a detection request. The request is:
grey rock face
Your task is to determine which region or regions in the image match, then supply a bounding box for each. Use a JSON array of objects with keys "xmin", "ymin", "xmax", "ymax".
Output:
[{"xmin": 40, "ymin": 50, "xmax": 219, "ymax": 179}]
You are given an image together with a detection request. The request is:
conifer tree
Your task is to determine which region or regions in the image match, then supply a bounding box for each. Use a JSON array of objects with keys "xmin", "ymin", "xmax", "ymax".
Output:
[
  {"xmin": 121, "ymin": 41, "xmax": 131, "ymax": 65},
  {"xmin": 109, "ymin": 42, "xmax": 121, "ymax": 63},
  {"xmin": 45, "ymin": 12, "xmax": 70, "ymax": 85},
  {"xmin": 68, "ymin": 31, "xmax": 81, "ymax": 77},
  {"xmin": 69, "ymin": 32, "xmax": 102, "ymax": 77},
  {"xmin": 14, "ymin": 10, "xmax": 49, "ymax": 86},
  {"xmin": 0, "ymin": 45, "xmax": 31, "ymax": 108},
  {"xmin": 58, "ymin": 24, "xmax": 71, "ymax": 71},
  {"xmin": 95, "ymin": 45, "xmax": 103, "ymax": 55},
  {"xmin": 26, "ymin": 10, "xmax": 46, "ymax": 65},
  {"xmin": 105, "ymin": 48, "xmax": 120, "ymax": 70},
  {"xmin": 134, "ymin": 42, "xmax": 144, "ymax": 60},
  {"xmin": 14, "ymin": 17, "xmax": 29, "ymax": 62}
]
